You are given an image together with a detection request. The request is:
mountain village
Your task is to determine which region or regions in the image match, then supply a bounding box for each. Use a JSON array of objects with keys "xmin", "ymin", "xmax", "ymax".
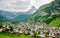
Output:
[{"xmin": 0, "ymin": 22, "xmax": 60, "ymax": 38}]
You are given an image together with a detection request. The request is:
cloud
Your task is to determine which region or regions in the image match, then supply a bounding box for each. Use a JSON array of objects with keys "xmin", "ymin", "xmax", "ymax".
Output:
[
  {"xmin": 34, "ymin": 0, "xmax": 54, "ymax": 9},
  {"xmin": 0, "ymin": 0, "xmax": 54, "ymax": 12},
  {"xmin": 0, "ymin": 0, "xmax": 32, "ymax": 12}
]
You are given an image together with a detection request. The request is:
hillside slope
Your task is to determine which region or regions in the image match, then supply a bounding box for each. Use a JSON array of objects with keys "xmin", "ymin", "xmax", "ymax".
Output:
[{"xmin": 27, "ymin": 0, "xmax": 60, "ymax": 27}]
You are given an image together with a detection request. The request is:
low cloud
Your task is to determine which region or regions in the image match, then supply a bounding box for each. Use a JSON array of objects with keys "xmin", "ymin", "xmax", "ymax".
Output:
[
  {"xmin": 0, "ymin": 0, "xmax": 54, "ymax": 13},
  {"xmin": 0, "ymin": 0, "xmax": 32, "ymax": 12}
]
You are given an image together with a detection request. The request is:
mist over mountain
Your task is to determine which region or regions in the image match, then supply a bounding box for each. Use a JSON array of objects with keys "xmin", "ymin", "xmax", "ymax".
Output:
[
  {"xmin": 0, "ymin": 6, "xmax": 36, "ymax": 23},
  {"xmin": 16, "ymin": 6, "xmax": 36, "ymax": 14}
]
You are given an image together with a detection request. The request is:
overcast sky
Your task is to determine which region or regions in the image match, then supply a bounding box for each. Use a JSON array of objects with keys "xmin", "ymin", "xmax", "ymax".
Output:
[{"xmin": 0, "ymin": 0, "xmax": 54, "ymax": 12}]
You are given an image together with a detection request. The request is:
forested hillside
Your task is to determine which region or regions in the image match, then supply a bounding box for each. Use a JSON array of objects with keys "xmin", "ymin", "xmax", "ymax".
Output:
[{"xmin": 27, "ymin": 0, "xmax": 60, "ymax": 27}]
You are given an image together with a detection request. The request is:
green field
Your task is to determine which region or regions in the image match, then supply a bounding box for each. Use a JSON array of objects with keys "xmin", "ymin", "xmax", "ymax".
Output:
[{"xmin": 0, "ymin": 32, "xmax": 33, "ymax": 38}]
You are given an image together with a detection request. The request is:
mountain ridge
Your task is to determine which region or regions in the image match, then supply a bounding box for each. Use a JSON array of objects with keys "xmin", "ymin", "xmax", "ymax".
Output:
[{"xmin": 0, "ymin": 6, "xmax": 36, "ymax": 23}]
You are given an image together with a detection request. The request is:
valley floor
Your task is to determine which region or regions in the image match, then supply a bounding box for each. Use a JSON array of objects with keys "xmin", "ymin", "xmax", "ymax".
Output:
[{"xmin": 0, "ymin": 32, "xmax": 33, "ymax": 38}]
